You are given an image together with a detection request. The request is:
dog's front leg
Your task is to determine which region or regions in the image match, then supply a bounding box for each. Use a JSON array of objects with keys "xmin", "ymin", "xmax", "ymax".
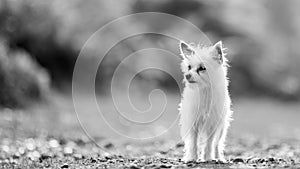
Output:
[
  {"xmin": 203, "ymin": 130, "xmax": 216, "ymax": 161},
  {"xmin": 182, "ymin": 129, "xmax": 198, "ymax": 162}
]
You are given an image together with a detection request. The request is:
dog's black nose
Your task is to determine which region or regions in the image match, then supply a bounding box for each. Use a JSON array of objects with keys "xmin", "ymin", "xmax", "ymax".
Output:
[{"xmin": 185, "ymin": 74, "xmax": 191, "ymax": 80}]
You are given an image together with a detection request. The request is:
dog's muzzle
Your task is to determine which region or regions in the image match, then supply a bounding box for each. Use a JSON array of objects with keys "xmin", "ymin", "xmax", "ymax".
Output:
[{"xmin": 185, "ymin": 74, "xmax": 196, "ymax": 83}]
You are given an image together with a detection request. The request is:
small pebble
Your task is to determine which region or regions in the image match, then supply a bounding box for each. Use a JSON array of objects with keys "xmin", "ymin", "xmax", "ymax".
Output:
[
  {"xmin": 232, "ymin": 158, "xmax": 244, "ymax": 163},
  {"xmin": 2, "ymin": 145, "xmax": 9, "ymax": 153},
  {"xmin": 73, "ymin": 154, "xmax": 83, "ymax": 160},
  {"xmin": 160, "ymin": 164, "xmax": 172, "ymax": 168},
  {"xmin": 49, "ymin": 139, "xmax": 59, "ymax": 148},
  {"xmin": 186, "ymin": 161, "xmax": 196, "ymax": 167},
  {"xmin": 258, "ymin": 158, "xmax": 265, "ymax": 163},
  {"xmin": 129, "ymin": 165, "xmax": 140, "ymax": 169},
  {"xmin": 159, "ymin": 151, "xmax": 167, "ymax": 155},
  {"xmin": 40, "ymin": 154, "xmax": 51, "ymax": 160},
  {"xmin": 104, "ymin": 142, "xmax": 114, "ymax": 149},
  {"xmin": 61, "ymin": 163, "xmax": 69, "ymax": 168},
  {"xmin": 268, "ymin": 157, "xmax": 275, "ymax": 162},
  {"xmin": 105, "ymin": 156, "xmax": 112, "ymax": 160},
  {"xmin": 63, "ymin": 147, "xmax": 73, "ymax": 154},
  {"xmin": 90, "ymin": 158, "xmax": 97, "ymax": 163},
  {"xmin": 175, "ymin": 143, "xmax": 184, "ymax": 148}
]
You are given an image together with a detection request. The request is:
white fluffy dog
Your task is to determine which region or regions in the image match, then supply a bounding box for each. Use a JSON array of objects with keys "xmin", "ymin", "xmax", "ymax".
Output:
[{"xmin": 178, "ymin": 40, "xmax": 232, "ymax": 162}]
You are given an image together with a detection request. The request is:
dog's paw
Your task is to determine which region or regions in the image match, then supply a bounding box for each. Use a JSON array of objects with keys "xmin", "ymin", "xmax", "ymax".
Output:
[
  {"xmin": 216, "ymin": 158, "xmax": 227, "ymax": 164},
  {"xmin": 200, "ymin": 159, "xmax": 217, "ymax": 164},
  {"xmin": 215, "ymin": 154, "xmax": 227, "ymax": 163},
  {"xmin": 182, "ymin": 156, "xmax": 197, "ymax": 163},
  {"xmin": 203, "ymin": 155, "xmax": 216, "ymax": 162}
]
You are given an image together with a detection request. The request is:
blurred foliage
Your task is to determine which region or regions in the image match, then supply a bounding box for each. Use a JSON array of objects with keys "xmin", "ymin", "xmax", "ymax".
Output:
[
  {"xmin": 0, "ymin": 0, "xmax": 300, "ymax": 104},
  {"xmin": 0, "ymin": 42, "xmax": 50, "ymax": 108}
]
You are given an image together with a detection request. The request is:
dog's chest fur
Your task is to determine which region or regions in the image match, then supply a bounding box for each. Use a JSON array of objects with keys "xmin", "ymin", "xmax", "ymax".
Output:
[{"xmin": 179, "ymin": 77, "xmax": 229, "ymax": 135}]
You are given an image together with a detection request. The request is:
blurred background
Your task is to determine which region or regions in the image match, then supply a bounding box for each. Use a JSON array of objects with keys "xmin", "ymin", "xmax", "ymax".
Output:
[{"xmin": 0, "ymin": 0, "xmax": 300, "ymax": 142}]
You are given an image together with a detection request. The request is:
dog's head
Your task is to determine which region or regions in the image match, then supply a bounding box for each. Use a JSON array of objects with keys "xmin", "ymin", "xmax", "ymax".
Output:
[{"xmin": 179, "ymin": 40, "xmax": 227, "ymax": 87}]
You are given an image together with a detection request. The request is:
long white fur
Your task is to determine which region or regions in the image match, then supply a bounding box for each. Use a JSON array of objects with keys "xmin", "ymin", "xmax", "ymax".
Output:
[{"xmin": 178, "ymin": 40, "xmax": 232, "ymax": 162}]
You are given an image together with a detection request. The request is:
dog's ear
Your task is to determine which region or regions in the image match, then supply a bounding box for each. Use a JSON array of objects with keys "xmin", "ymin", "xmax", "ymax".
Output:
[
  {"xmin": 179, "ymin": 40, "xmax": 194, "ymax": 60},
  {"xmin": 212, "ymin": 41, "xmax": 226, "ymax": 64}
]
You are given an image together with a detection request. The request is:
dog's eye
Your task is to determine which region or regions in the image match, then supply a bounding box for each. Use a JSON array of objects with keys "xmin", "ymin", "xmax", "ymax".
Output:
[
  {"xmin": 188, "ymin": 65, "xmax": 191, "ymax": 70},
  {"xmin": 197, "ymin": 64, "xmax": 206, "ymax": 74}
]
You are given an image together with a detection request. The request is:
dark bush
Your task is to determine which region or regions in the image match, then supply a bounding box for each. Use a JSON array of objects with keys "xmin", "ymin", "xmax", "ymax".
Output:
[{"xmin": 0, "ymin": 42, "xmax": 50, "ymax": 108}]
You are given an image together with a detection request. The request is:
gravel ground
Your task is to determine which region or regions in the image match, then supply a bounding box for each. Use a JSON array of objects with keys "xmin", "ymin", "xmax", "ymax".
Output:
[{"xmin": 0, "ymin": 129, "xmax": 299, "ymax": 169}]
